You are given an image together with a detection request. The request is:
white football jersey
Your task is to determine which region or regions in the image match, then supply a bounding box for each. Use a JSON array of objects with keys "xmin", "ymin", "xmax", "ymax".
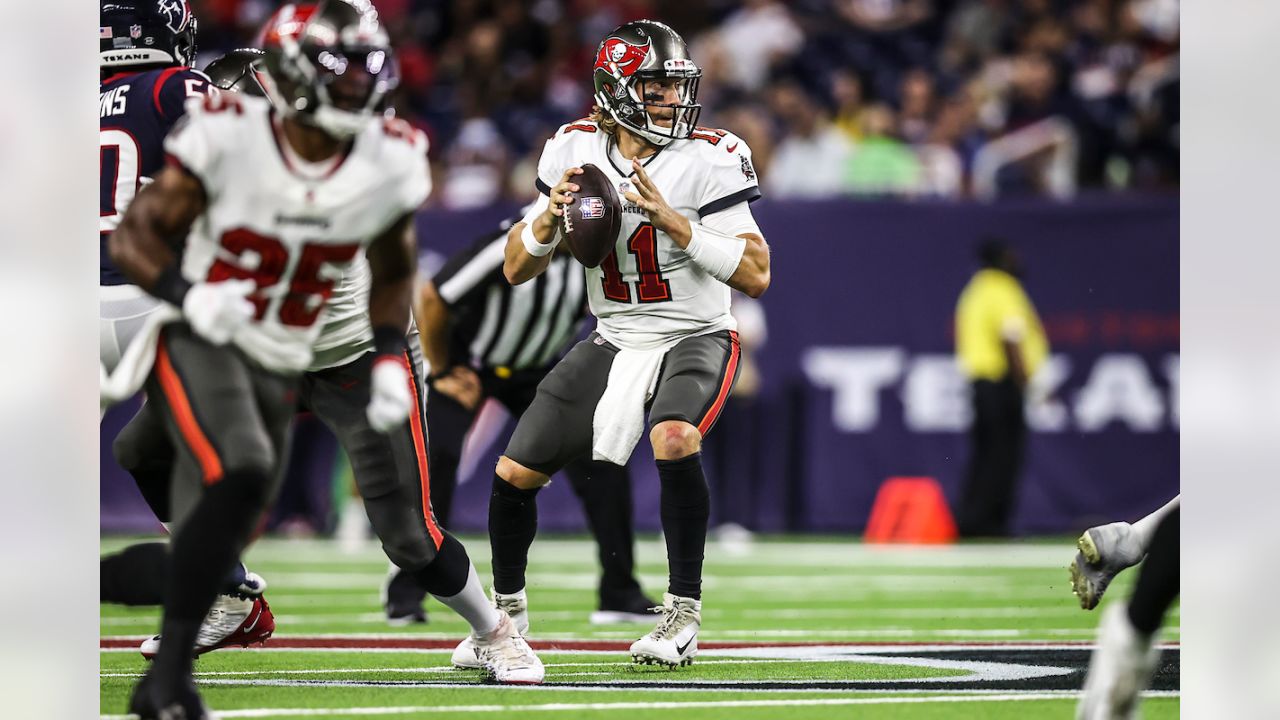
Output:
[
  {"xmin": 165, "ymin": 93, "xmax": 430, "ymax": 373},
  {"xmin": 535, "ymin": 119, "xmax": 761, "ymax": 350}
]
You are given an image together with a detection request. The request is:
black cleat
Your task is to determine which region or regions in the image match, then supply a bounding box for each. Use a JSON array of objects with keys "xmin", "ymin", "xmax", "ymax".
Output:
[
  {"xmin": 128, "ymin": 669, "xmax": 210, "ymax": 720},
  {"xmin": 382, "ymin": 565, "xmax": 429, "ymax": 626}
]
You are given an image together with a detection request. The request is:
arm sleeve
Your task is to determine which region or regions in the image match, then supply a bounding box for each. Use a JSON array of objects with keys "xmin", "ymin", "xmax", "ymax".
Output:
[
  {"xmin": 698, "ymin": 133, "xmax": 762, "ymax": 218},
  {"xmin": 700, "ymin": 200, "xmax": 761, "ymax": 238},
  {"xmin": 162, "ymin": 101, "xmax": 219, "ymax": 191},
  {"xmin": 535, "ymin": 135, "xmax": 561, "ymax": 196},
  {"xmin": 398, "ymin": 131, "xmax": 433, "ymax": 213}
]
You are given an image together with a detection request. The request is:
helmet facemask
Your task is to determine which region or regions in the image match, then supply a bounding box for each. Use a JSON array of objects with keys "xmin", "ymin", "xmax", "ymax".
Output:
[
  {"xmin": 260, "ymin": 0, "xmax": 398, "ymax": 140},
  {"xmin": 593, "ymin": 23, "xmax": 702, "ymax": 147}
]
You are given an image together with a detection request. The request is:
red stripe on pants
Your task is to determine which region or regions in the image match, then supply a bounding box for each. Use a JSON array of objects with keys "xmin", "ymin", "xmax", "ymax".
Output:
[
  {"xmin": 697, "ymin": 331, "xmax": 740, "ymax": 436},
  {"xmin": 403, "ymin": 351, "xmax": 444, "ymax": 548}
]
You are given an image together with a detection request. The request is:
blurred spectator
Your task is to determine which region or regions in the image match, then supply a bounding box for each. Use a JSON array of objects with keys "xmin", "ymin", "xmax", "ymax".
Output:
[
  {"xmin": 707, "ymin": 0, "xmax": 803, "ymax": 93},
  {"xmin": 764, "ymin": 83, "xmax": 853, "ymax": 199},
  {"xmin": 844, "ymin": 104, "xmax": 921, "ymax": 196},
  {"xmin": 189, "ymin": 0, "xmax": 1179, "ymax": 203},
  {"xmin": 830, "ymin": 69, "xmax": 868, "ymax": 144},
  {"xmin": 896, "ymin": 68, "xmax": 937, "ymax": 145}
]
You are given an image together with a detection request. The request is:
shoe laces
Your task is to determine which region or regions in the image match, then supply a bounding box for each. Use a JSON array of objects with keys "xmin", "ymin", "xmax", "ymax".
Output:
[
  {"xmin": 495, "ymin": 594, "xmax": 526, "ymax": 617},
  {"xmin": 648, "ymin": 601, "xmax": 692, "ymax": 641},
  {"xmin": 478, "ymin": 618, "xmax": 535, "ymax": 667}
]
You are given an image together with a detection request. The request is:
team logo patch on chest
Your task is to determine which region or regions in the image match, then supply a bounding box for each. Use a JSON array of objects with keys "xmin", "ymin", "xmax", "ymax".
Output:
[{"xmin": 579, "ymin": 196, "xmax": 605, "ymax": 219}]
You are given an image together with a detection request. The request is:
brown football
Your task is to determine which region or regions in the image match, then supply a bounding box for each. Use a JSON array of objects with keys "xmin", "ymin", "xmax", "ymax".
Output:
[{"xmin": 560, "ymin": 163, "xmax": 622, "ymax": 268}]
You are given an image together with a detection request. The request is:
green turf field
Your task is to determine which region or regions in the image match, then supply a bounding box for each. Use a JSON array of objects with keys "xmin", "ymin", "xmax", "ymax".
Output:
[{"xmin": 100, "ymin": 534, "xmax": 1179, "ymax": 719}]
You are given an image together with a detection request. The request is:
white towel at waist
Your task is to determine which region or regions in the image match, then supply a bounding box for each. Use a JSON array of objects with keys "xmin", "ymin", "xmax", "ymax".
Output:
[
  {"xmin": 591, "ymin": 340, "xmax": 674, "ymax": 465},
  {"xmin": 100, "ymin": 304, "xmax": 180, "ymax": 410}
]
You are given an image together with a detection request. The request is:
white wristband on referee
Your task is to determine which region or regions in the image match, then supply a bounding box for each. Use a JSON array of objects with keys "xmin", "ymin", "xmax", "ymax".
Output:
[
  {"xmin": 686, "ymin": 221, "xmax": 747, "ymax": 283},
  {"xmin": 521, "ymin": 221, "xmax": 559, "ymax": 257}
]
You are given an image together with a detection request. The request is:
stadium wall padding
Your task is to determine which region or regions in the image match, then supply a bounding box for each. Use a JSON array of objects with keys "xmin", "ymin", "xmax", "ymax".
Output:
[{"xmin": 101, "ymin": 195, "xmax": 1179, "ymax": 536}]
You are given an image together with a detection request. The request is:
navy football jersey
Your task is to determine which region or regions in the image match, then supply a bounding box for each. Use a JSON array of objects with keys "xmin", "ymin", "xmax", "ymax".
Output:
[{"xmin": 99, "ymin": 66, "xmax": 210, "ymax": 285}]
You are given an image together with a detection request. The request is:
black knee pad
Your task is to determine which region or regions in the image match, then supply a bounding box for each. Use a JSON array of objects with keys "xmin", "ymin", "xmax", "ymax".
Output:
[{"xmin": 414, "ymin": 532, "xmax": 471, "ymax": 597}]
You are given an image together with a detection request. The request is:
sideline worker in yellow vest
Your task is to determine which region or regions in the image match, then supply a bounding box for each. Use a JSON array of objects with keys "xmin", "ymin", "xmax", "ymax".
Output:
[{"xmin": 954, "ymin": 238, "xmax": 1049, "ymax": 537}]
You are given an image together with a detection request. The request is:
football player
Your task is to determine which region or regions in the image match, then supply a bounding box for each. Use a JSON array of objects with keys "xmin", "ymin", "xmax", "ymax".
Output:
[
  {"xmin": 186, "ymin": 38, "xmax": 547, "ymax": 681},
  {"xmin": 98, "ymin": 0, "xmax": 274, "ymax": 659},
  {"xmin": 1077, "ymin": 506, "xmax": 1179, "ymax": 719},
  {"xmin": 466, "ymin": 19, "xmax": 771, "ymax": 668},
  {"xmin": 1070, "ymin": 495, "xmax": 1181, "ymax": 610},
  {"xmin": 108, "ymin": 2, "xmax": 540, "ymax": 715}
]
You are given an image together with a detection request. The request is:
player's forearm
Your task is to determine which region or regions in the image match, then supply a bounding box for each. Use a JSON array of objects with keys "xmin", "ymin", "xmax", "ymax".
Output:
[
  {"xmin": 725, "ymin": 234, "xmax": 771, "ymax": 298},
  {"xmin": 503, "ymin": 221, "xmax": 554, "ymax": 285},
  {"xmin": 369, "ymin": 277, "xmax": 413, "ymax": 343},
  {"xmin": 414, "ymin": 282, "xmax": 453, "ymax": 373},
  {"xmin": 109, "ymin": 193, "xmax": 179, "ymax": 295}
]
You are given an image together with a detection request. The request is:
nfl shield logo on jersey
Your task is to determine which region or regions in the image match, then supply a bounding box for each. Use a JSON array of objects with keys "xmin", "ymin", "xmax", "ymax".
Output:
[
  {"xmin": 580, "ymin": 197, "xmax": 605, "ymax": 220},
  {"xmin": 130, "ymin": 24, "xmax": 143, "ymax": 39}
]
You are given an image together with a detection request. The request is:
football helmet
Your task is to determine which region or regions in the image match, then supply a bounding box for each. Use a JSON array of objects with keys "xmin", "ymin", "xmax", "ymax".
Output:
[
  {"xmin": 100, "ymin": 0, "xmax": 198, "ymax": 70},
  {"xmin": 204, "ymin": 48, "xmax": 268, "ymax": 96},
  {"xmin": 257, "ymin": 0, "xmax": 398, "ymax": 140},
  {"xmin": 592, "ymin": 20, "xmax": 701, "ymax": 146}
]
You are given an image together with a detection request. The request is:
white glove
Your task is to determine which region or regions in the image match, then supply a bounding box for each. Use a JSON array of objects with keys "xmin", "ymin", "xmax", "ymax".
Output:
[
  {"xmin": 367, "ymin": 356, "xmax": 414, "ymax": 432},
  {"xmin": 183, "ymin": 279, "xmax": 256, "ymax": 345}
]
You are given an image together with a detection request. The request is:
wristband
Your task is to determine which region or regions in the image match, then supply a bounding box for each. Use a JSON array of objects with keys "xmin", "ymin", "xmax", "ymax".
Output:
[
  {"xmin": 427, "ymin": 365, "xmax": 456, "ymax": 383},
  {"xmin": 372, "ymin": 326, "xmax": 404, "ymax": 358},
  {"xmin": 686, "ymin": 222, "xmax": 747, "ymax": 283},
  {"xmin": 152, "ymin": 262, "xmax": 193, "ymax": 307},
  {"xmin": 521, "ymin": 220, "xmax": 558, "ymax": 257}
]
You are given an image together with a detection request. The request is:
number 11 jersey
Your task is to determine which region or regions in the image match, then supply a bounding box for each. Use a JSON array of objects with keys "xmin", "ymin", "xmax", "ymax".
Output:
[{"xmin": 534, "ymin": 119, "xmax": 761, "ymax": 350}]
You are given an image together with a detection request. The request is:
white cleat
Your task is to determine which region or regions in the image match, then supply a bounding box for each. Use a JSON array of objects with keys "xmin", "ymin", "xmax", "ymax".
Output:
[
  {"xmin": 140, "ymin": 593, "xmax": 275, "ymax": 659},
  {"xmin": 629, "ymin": 593, "xmax": 700, "ymax": 668},
  {"xmin": 1070, "ymin": 522, "xmax": 1146, "ymax": 610},
  {"xmin": 452, "ymin": 588, "xmax": 530, "ymax": 669},
  {"xmin": 472, "ymin": 613, "xmax": 544, "ymax": 684},
  {"xmin": 1077, "ymin": 603, "xmax": 1162, "ymax": 720}
]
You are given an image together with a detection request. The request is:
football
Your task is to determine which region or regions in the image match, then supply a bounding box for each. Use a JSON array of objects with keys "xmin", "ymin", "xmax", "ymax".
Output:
[{"xmin": 560, "ymin": 163, "xmax": 621, "ymax": 268}]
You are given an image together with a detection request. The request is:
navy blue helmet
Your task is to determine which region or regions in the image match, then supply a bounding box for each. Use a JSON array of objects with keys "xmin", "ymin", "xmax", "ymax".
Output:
[{"xmin": 100, "ymin": 0, "xmax": 198, "ymax": 70}]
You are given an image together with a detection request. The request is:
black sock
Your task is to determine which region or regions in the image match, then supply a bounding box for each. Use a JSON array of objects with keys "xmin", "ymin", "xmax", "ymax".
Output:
[
  {"xmin": 658, "ymin": 452, "xmax": 710, "ymax": 600},
  {"xmin": 413, "ymin": 532, "xmax": 471, "ymax": 597},
  {"xmin": 153, "ymin": 469, "xmax": 268, "ymax": 686},
  {"xmin": 1127, "ymin": 507, "xmax": 1179, "ymax": 636},
  {"xmin": 101, "ymin": 542, "xmax": 169, "ymax": 605},
  {"xmin": 489, "ymin": 474, "xmax": 540, "ymax": 595}
]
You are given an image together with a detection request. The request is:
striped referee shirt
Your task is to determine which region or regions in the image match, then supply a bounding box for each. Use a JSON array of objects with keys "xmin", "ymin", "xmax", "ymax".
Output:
[{"xmin": 433, "ymin": 228, "xmax": 588, "ymax": 372}]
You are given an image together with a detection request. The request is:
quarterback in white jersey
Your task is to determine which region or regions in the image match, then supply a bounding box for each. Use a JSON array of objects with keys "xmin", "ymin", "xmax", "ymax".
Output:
[{"xmin": 475, "ymin": 19, "xmax": 771, "ymax": 672}]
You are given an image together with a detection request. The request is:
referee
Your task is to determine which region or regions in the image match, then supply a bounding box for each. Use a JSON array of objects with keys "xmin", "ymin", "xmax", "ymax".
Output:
[
  {"xmin": 383, "ymin": 217, "xmax": 655, "ymax": 625},
  {"xmin": 954, "ymin": 238, "xmax": 1049, "ymax": 537}
]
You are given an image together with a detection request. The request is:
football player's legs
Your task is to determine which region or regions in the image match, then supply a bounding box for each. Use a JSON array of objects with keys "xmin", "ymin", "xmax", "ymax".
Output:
[
  {"xmin": 646, "ymin": 331, "xmax": 740, "ymax": 602},
  {"xmin": 491, "ymin": 339, "xmax": 613, "ymax": 595},
  {"xmin": 144, "ymin": 324, "xmax": 291, "ymax": 684},
  {"xmin": 113, "ymin": 398, "xmax": 176, "ymax": 522},
  {"xmin": 307, "ymin": 353, "xmax": 444, "ymax": 572}
]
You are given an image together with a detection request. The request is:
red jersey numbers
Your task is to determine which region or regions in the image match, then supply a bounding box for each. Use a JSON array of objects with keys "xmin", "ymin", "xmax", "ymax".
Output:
[
  {"xmin": 690, "ymin": 126, "xmax": 726, "ymax": 146},
  {"xmin": 206, "ymin": 228, "xmax": 360, "ymax": 326},
  {"xmin": 599, "ymin": 223, "xmax": 672, "ymax": 304},
  {"xmin": 382, "ymin": 117, "xmax": 421, "ymax": 147},
  {"xmin": 202, "ymin": 90, "xmax": 242, "ymax": 114}
]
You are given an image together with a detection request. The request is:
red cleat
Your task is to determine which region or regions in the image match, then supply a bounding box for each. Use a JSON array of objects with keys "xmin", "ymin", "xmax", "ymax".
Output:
[{"xmin": 140, "ymin": 595, "xmax": 275, "ymax": 660}]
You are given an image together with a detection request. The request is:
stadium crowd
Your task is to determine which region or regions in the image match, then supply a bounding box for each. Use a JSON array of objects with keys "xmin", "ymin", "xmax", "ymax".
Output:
[{"xmin": 190, "ymin": 0, "xmax": 1179, "ymax": 205}]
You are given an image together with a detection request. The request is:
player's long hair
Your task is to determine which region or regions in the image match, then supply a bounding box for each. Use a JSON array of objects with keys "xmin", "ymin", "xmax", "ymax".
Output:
[{"xmin": 589, "ymin": 105, "xmax": 618, "ymax": 136}]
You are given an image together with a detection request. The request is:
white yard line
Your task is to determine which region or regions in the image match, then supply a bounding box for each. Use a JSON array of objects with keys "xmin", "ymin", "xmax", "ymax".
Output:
[{"xmin": 99, "ymin": 691, "xmax": 1180, "ymax": 719}]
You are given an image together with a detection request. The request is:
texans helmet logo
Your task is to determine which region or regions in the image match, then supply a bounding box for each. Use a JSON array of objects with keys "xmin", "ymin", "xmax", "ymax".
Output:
[
  {"xmin": 595, "ymin": 37, "xmax": 651, "ymax": 78},
  {"xmin": 157, "ymin": 0, "xmax": 191, "ymax": 34}
]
